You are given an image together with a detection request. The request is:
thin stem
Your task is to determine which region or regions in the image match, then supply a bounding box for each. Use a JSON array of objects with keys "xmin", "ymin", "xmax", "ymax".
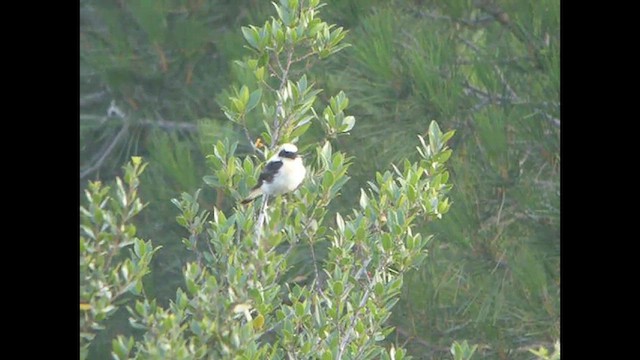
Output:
[
  {"xmin": 81, "ymin": 114, "xmax": 198, "ymax": 132},
  {"xmin": 80, "ymin": 90, "xmax": 108, "ymax": 107},
  {"xmin": 271, "ymin": 48, "xmax": 295, "ymax": 148},
  {"xmin": 293, "ymin": 50, "xmax": 317, "ymax": 64},
  {"xmin": 336, "ymin": 285, "xmax": 372, "ymax": 360},
  {"xmin": 80, "ymin": 123, "xmax": 129, "ymax": 179},
  {"xmin": 308, "ymin": 238, "xmax": 323, "ymax": 295},
  {"xmin": 268, "ymin": 62, "xmax": 283, "ymax": 82},
  {"xmin": 255, "ymin": 194, "xmax": 270, "ymax": 246}
]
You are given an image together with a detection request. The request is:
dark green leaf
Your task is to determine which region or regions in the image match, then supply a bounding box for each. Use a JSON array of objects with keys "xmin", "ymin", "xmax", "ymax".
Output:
[
  {"xmin": 241, "ymin": 26, "xmax": 259, "ymax": 49},
  {"xmin": 247, "ymin": 88, "xmax": 262, "ymax": 112},
  {"xmin": 203, "ymin": 175, "xmax": 220, "ymax": 187}
]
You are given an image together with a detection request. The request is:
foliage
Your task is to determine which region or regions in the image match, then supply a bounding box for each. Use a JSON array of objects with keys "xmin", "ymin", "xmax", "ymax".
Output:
[
  {"xmin": 80, "ymin": 157, "xmax": 160, "ymax": 359},
  {"xmin": 107, "ymin": 1, "xmax": 455, "ymax": 359},
  {"xmin": 529, "ymin": 340, "xmax": 560, "ymax": 360},
  {"xmin": 80, "ymin": 0, "xmax": 559, "ymax": 359},
  {"xmin": 450, "ymin": 340, "xmax": 478, "ymax": 360},
  {"xmin": 312, "ymin": 1, "xmax": 560, "ymax": 357},
  {"xmin": 80, "ymin": 0, "xmax": 263, "ymax": 181}
]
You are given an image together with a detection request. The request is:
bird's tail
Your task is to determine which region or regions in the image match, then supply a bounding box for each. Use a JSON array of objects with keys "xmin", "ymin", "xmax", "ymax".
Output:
[{"xmin": 241, "ymin": 187, "xmax": 263, "ymax": 204}]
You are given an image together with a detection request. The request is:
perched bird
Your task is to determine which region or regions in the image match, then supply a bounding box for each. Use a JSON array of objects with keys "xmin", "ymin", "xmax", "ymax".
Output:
[{"xmin": 241, "ymin": 143, "xmax": 306, "ymax": 204}]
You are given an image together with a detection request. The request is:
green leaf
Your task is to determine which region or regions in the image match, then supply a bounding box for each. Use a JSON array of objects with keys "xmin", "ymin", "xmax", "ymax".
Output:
[
  {"xmin": 382, "ymin": 233, "xmax": 393, "ymax": 252},
  {"xmin": 80, "ymin": 225, "xmax": 95, "ymax": 240},
  {"xmin": 441, "ymin": 129, "xmax": 456, "ymax": 145},
  {"xmin": 111, "ymin": 336, "xmax": 133, "ymax": 360},
  {"xmin": 203, "ymin": 175, "xmax": 220, "ymax": 187},
  {"xmin": 437, "ymin": 149, "xmax": 453, "ymax": 164},
  {"xmin": 388, "ymin": 277, "xmax": 403, "ymax": 294},
  {"xmin": 298, "ymin": 74, "xmax": 307, "ymax": 92},
  {"xmin": 255, "ymin": 66, "xmax": 265, "ymax": 81},
  {"xmin": 241, "ymin": 26, "xmax": 259, "ymax": 49},
  {"xmin": 374, "ymin": 282, "xmax": 384, "ymax": 297},
  {"xmin": 231, "ymin": 97, "xmax": 245, "ymax": 113},
  {"xmin": 336, "ymin": 212, "xmax": 345, "ymax": 233},
  {"xmin": 322, "ymin": 171, "xmax": 334, "ymax": 190},
  {"xmin": 239, "ymin": 86, "xmax": 250, "ymax": 107},
  {"xmin": 290, "ymin": 121, "xmax": 312, "ymax": 139},
  {"xmin": 321, "ymin": 141, "xmax": 332, "ymax": 163},
  {"xmin": 133, "ymin": 239, "xmax": 146, "ymax": 258},
  {"xmin": 247, "ymin": 88, "xmax": 262, "ymax": 112},
  {"xmin": 322, "ymin": 350, "xmax": 333, "ymax": 360},
  {"xmin": 340, "ymin": 116, "xmax": 355, "ymax": 133},
  {"xmin": 428, "ymin": 120, "xmax": 442, "ymax": 153},
  {"xmin": 332, "ymin": 281, "xmax": 344, "ymax": 296}
]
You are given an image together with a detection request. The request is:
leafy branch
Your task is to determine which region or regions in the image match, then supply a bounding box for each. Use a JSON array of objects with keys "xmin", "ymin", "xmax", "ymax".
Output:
[
  {"xmin": 113, "ymin": 3, "xmax": 456, "ymax": 360},
  {"xmin": 80, "ymin": 157, "xmax": 160, "ymax": 359}
]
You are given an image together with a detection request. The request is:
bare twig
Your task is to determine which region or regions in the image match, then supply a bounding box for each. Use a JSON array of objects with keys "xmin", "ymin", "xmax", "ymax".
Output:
[
  {"xmin": 242, "ymin": 123, "xmax": 260, "ymax": 153},
  {"xmin": 458, "ymin": 36, "xmax": 519, "ymax": 101},
  {"xmin": 255, "ymin": 195, "xmax": 270, "ymax": 246},
  {"xmin": 336, "ymin": 253, "xmax": 393, "ymax": 359},
  {"xmin": 147, "ymin": 119, "xmax": 198, "ymax": 131},
  {"xmin": 496, "ymin": 189, "xmax": 506, "ymax": 226},
  {"xmin": 307, "ymin": 238, "xmax": 324, "ymax": 295},
  {"xmin": 394, "ymin": 326, "xmax": 449, "ymax": 352},
  {"xmin": 107, "ymin": 100, "xmax": 126, "ymax": 118},
  {"xmin": 259, "ymin": 77, "xmax": 278, "ymax": 93},
  {"xmin": 492, "ymin": 63, "xmax": 519, "ymax": 101},
  {"xmin": 337, "ymin": 285, "xmax": 372, "ymax": 359},
  {"xmin": 252, "ymin": 46, "xmax": 297, "ymax": 244},
  {"xmin": 81, "ymin": 114, "xmax": 198, "ymax": 132},
  {"xmin": 458, "ymin": 34, "xmax": 482, "ymax": 53},
  {"xmin": 293, "ymin": 51, "xmax": 317, "ymax": 64},
  {"xmin": 268, "ymin": 62, "xmax": 283, "ymax": 82},
  {"xmin": 271, "ymin": 49, "xmax": 294, "ymax": 148},
  {"xmin": 543, "ymin": 112, "xmax": 561, "ymax": 128},
  {"xmin": 416, "ymin": 9, "xmax": 494, "ymax": 27},
  {"xmin": 274, "ymin": 49, "xmax": 286, "ymax": 75},
  {"xmin": 80, "ymin": 123, "xmax": 130, "ymax": 179},
  {"xmin": 80, "ymin": 90, "xmax": 108, "ymax": 107}
]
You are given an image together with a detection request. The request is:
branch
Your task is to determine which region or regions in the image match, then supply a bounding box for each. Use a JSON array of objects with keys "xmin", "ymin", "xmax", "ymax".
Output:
[
  {"xmin": 81, "ymin": 114, "xmax": 198, "ymax": 132},
  {"xmin": 268, "ymin": 62, "xmax": 283, "ymax": 82},
  {"xmin": 492, "ymin": 63, "xmax": 519, "ymax": 101},
  {"xmin": 336, "ymin": 252, "xmax": 391, "ymax": 359},
  {"xmin": 416, "ymin": 9, "xmax": 494, "ymax": 27},
  {"xmin": 307, "ymin": 237, "xmax": 324, "ymax": 295},
  {"xmin": 242, "ymin": 122, "xmax": 261, "ymax": 154},
  {"xmin": 394, "ymin": 326, "xmax": 448, "ymax": 353},
  {"xmin": 255, "ymin": 195, "xmax": 270, "ymax": 246},
  {"xmin": 543, "ymin": 113, "xmax": 561, "ymax": 128},
  {"xmin": 141, "ymin": 119, "xmax": 198, "ymax": 131},
  {"xmin": 80, "ymin": 90, "xmax": 108, "ymax": 107},
  {"xmin": 80, "ymin": 123, "xmax": 129, "ymax": 179},
  {"xmin": 293, "ymin": 50, "xmax": 317, "ymax": 64},
  {"xmin": 271, "ymin": 49, "xmax": 295, "ymax": 148},
  {"xmin": 337, "ymin": 285, "xmax": 372, "ymax": 359}
]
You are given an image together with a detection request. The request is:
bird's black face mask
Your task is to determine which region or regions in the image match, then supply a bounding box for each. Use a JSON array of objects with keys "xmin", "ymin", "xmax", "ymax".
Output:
[{"xmin": 279, "ymin": 149, "xmax": 297, "ymax": 159}]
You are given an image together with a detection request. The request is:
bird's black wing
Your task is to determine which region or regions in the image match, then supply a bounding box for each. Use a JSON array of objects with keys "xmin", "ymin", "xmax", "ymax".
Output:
[{"xmin": 253, "ymin": 159, "xmax": 283, "ymax": 189}]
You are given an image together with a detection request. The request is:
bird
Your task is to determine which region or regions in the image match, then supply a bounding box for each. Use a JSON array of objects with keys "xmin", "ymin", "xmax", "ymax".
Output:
[{"xmin": 241, "ymin": 143, "xmax": 306, "ymax": 204}]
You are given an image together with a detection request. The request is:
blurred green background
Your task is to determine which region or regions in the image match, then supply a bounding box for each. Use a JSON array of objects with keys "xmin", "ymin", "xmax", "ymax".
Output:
[{"xmin": 80, "ymin": 0, "xmax": 559, "ymax": 358}]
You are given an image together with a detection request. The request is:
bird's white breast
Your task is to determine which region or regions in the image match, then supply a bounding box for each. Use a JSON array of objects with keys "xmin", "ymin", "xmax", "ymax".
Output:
[{"xmin": 263, "ymin": 157, "xmax": 306, "ymax": 196}]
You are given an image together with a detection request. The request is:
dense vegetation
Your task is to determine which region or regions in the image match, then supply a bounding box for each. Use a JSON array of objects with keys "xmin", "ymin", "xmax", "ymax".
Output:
[{"xmin": 80, "ymin": 0, "xmax": 559, "ymax": 359}]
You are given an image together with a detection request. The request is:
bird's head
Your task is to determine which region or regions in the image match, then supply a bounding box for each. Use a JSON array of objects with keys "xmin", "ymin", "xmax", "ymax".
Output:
[{"xmin": 278, "ymin": 143, "xmax": 299, "ymax": 159}]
